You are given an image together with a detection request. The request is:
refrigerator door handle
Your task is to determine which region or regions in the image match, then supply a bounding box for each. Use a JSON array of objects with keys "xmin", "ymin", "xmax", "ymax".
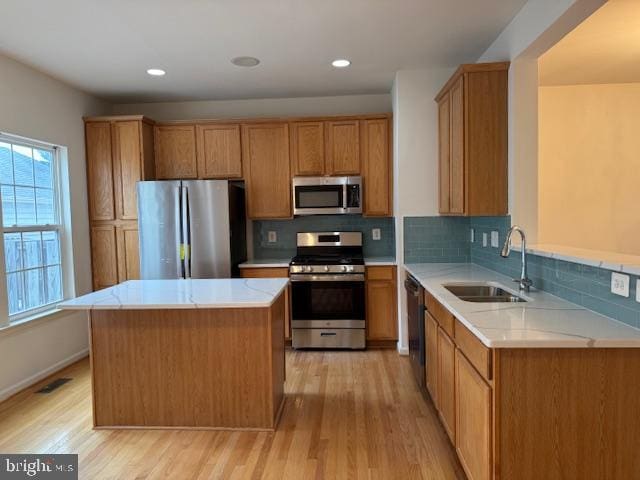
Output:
[
  {"xmin": 174, "ymin": 186, "xmax": 183, "ymax": 277},
  {"xmin": 181, "ymin": 185, "xmax": 191, "ymax": 278}
]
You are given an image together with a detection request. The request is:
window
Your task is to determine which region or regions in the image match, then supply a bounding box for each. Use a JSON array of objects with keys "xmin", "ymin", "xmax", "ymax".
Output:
[{"xmin": 0, "ymin": 135, "xmax": 64, "ymax": 321}]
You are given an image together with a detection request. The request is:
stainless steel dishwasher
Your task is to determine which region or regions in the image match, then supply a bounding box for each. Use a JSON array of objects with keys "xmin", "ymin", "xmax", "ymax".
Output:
[{"xmin": 405, "ymin": 274, "xmax": 425, "ymax": 388}]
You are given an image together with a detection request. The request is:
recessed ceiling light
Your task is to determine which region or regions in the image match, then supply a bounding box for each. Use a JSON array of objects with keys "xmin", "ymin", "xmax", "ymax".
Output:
[
  {"xmin": 332, "ymin": 59, "xmax": 351, "ymax": 68},
  {"xmin": 146, "ymin": 68, "xmax": 166, "ymax": 76},
  {"xmin": 231, "ymin": 56, "xmax": 260, "ymax": 67}
]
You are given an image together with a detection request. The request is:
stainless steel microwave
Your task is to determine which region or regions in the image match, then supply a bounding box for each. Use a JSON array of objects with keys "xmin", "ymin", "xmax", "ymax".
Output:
[{"xmin": 292, "ymin": 176, "xmax": 362, "ymax": 215}]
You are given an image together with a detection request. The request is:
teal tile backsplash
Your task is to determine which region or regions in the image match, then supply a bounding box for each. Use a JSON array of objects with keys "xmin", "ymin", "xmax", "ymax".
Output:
[
  {"xmin": 404, "ymin": 215, "xmax": 640, "ymax": 328},
  {"xmin": 253, "ymin": 215, "xmax": 395, "ymax": 259}
]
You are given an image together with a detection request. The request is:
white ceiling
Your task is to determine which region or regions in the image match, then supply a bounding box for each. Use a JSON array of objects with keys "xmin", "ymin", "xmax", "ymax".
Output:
[
  {"xmin": 539, "ymin": 0, "xmax": 640, "ymax": 86},
  {"xmin": 0, "ymin": 0, "xmax": 527, "ymax": 103}
]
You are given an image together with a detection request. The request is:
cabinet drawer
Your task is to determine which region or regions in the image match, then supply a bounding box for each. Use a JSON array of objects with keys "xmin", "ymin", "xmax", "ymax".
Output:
[
  {"xmin": 239, "ymin": 267, "xmax": 289, "ymax": 278},
  {"xmin": 455, "ymin": 319, "xmax": 492, "ymax": 381},
  {"xmin": 366, "ymin": 266, "xmax": 395, "ymax": 281},
  {"xmin": 425, "ymin": 292, "xmax": 454, "ymax": 337}
]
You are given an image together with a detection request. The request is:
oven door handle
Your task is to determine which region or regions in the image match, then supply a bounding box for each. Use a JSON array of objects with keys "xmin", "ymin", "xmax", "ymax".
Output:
[{"xmin": 290, "ymin": 274, "xmax": 365, "ymax": 282}]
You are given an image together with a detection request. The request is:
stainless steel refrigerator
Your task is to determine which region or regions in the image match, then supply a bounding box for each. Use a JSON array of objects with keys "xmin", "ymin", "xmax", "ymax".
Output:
[{"xmin": 137, "ymin": 180, "xmax": 246, "ymax": 279}]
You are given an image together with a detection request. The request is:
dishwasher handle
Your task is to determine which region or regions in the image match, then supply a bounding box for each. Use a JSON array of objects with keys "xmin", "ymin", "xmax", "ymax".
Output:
[{"xmin": 404, "ymin": 277, "xmax": 422, "ymax": 297}]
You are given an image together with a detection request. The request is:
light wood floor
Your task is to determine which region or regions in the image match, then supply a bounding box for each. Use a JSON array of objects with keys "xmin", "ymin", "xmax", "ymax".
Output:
[{"xmin": 0, "ymin": 350, "xmax": 465, "ymax": 479}]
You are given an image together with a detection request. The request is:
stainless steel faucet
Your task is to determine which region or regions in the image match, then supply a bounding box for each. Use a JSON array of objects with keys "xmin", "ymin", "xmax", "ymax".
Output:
[{"xmin": 500, "ymin": 226, "xmax": 533, "ymax": 292}]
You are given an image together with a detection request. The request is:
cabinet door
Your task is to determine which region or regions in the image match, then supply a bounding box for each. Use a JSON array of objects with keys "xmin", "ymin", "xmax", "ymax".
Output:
[
  {"xmin": 290, "ymin": 121, "xmax": 325, "ymax": 176},
  {"xmin": 112, "ymin": 121, "xmax": 141, "ymax": 220},
  {"xmin": 325, "ymin": 120, "xmax": 360, "ymax": 175},
  {"xmin": 361, "ymin": 118, "xmax": 392, "ymax": 216},
  {"xmin": 85, "ymin": 122, "xmax": 115, "ymax": 221},
  {"xmin": 90, "ymin": 225, "xmax": 118, "ymax": 290},
  {"xmin": 437, "ymin": 95, "xmax": 451, "ymax": 214},
  {"xmin": 196, "ymin": 124, "xmax": 242, "ymax": 179},
  {"xmin": 425, "ymin": 312, "xmax": 439, "ymax": 404},
  {"xmin": 239, "ymin": 267, "xmax": 291, "ymax": 340},
  {"xmin": 154, "ymin": 125, "xmax": 198, "ymax": 179},
  {"xmin": 116, "ymin": 223, "xmax": 140, "ymax": 283},
  {"xmin": 438, "ymin": 327, "xmax": 456, "ymax": 443},
  {"xmin": 242, "ymin": 123, "xmax": 291, "ymax": 219},
  {"xmin": 366, "ymin": 280, "xmax": 397, "ymax": 340},
  {"xmin": 449, "ymin": 76, "xmax": 465, "ymax": 214},
  {"xmin": 456, "ymin": 349, "xmax": 492, "ymax": 480}
]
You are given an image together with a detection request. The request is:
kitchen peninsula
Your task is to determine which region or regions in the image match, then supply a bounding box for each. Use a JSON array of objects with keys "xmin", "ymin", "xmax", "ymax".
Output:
[{"xmin": 59, "ymin": 278, "xmax": 288, "ymax": 431}]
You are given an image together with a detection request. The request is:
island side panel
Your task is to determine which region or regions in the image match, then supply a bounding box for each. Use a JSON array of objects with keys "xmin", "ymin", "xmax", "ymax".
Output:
[
  {"xmin": 495, "ymin": 348, "xmax": 640, "ymax": 479},
  {"xmin": 90, "ymin": 307, "xmax": 279, "ymax": 430},
  {"xmin": 270, "ymin": 292, "xmax": 286, "ymax": 422}
]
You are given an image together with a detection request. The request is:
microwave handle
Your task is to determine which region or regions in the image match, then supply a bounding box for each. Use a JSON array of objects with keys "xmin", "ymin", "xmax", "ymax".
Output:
[{"xmin": 343, "ymin": 184, "xmax": 348, "ymax": 212}]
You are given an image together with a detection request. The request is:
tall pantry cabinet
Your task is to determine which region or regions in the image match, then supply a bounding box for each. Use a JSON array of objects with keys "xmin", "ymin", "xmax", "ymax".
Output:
[{"xmin": 84, "ymin": 116, "xmax": 155, "ymax": 290}]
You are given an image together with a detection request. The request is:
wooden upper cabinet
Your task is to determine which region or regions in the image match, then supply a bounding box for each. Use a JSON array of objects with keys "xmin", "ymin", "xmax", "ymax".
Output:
[
  {"xmin": 361, "ymin": 118, "xmax": 392, "ymax": 216},
  {"xmin": 242, "ymin": 123, "xmax": 291, "ymax": 219},
  {"xmin": 86, "ymin": 122, "xmax": 115, "ymax": 221},
  {"xmin": 449, "ymin": 77, "xmax": 465, "ymax": 215},
  {"xmin": 455, "ymin": 349, "xmax": 492, "ymax": 480},
  {"xmin": 325, "ymin": 120, "xmax": 360, "ymax": 175},
  {"xmin": 438, "ymin": 95, "xmax": 451, "ymax": 214},
  {"xmin": 196, "ymin": 124, "xmax": 242, "ymax": 179},
  {"xmin": 112, "ymin": 121, "xmax": 142, "ymax": 220},
  {"xmin": 154, "ymin": 125, "xmax": 198, "ymax": 179},
  {"xmin": 290, "ymin": 121, "xmax": 325, "ymax": 176},
  {"xmin": 435, "ymin": 62, "xmax": 509, "ymax": 216}
]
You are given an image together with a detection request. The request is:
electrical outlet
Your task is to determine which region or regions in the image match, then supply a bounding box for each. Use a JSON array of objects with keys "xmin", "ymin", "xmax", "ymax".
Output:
[
  {"xmin": 372, "ymin": 228, "xmax": 381, "ymax": 241},
  {"xmin": 490, "ymin": 231, "xmax": 499, "ymax": 248},
  {"xmin": 636, "ymin": 279, "xmax": 640, "ymax": 303},
  {"xmin": 470, "ymin": 228, "xmax": 475, "ymax": 243},
  {"xmin": 611, "ymin": 272, "xmax": 630, "ymax": 297},
  {"xmin": 267, "ymin": 231, "xmax": 277, "ymax": 243},
  {"xmin": 482, "ymin": 233, "xmax": 488, "ymax": 247}
]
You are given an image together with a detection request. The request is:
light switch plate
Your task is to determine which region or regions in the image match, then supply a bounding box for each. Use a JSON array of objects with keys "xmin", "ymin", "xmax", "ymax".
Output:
[
  {"xmin": 267, "ymin": 231, "xmax": 277, "ymax": 243},
  {"xmin": 636, "ymin": 279, "xmax": 640, "ymax": 303},
  {"xmin": 372, "ymin": 228, "xmax": 381, "ymax": 241},
  {"xmin": 482, "ymin": 233, "xmax": 488, "ymax": 247},
  {"xmin": 470, "ymin": 228, "xmax": 475, "ymax": 243},
  {"xmin": 490, "ymin": 231, "xmax": 499, "ymax": 248},
  {"xmin": 611, "ymin": 272, "xmax": 630, "ymax": 297}
]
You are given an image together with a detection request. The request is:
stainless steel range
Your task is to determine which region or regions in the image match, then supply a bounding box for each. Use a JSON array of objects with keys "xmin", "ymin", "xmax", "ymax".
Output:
[{"xmin": 290, "ymin": 232, "xmax": 366, "ymax": 349}]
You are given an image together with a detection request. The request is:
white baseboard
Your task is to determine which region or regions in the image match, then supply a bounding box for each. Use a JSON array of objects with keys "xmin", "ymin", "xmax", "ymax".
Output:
[
  {"xmin": 397, "ymin": 346, "xmax": 409, "ymax": 356},
  {"xmin": 0, "ymin": 349, "xmax": 89, "ymax": 402}
]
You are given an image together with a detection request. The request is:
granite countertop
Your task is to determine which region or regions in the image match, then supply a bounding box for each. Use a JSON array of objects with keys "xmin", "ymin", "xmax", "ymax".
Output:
[
  {"xmin": 238, "ymin": 257, "xmax": 397, "ymax": 268},
  {"xmin": 57, "ymin": 278, "xmax": 289, "ymax": 310},
  {"xmin": 404, "ymin": 263, "xmax": 640, "ymax": 348}
]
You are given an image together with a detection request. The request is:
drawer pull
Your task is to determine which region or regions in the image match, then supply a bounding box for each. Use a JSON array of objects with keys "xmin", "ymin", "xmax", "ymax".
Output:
[{"xmin": 320, "ymin": 332, "xmax": 337, "ymax": 337}]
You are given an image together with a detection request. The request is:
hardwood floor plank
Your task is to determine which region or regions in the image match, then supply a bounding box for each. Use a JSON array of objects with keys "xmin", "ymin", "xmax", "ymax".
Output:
[{"xmin": 0, "ymin": 350, "xmax": 464, "ymax": 479}]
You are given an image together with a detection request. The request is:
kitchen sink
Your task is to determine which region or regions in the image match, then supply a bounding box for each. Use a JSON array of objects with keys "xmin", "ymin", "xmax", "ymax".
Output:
[{"xmin": 444, "ymin": 284, "xmax": 527, "ymax": 303}]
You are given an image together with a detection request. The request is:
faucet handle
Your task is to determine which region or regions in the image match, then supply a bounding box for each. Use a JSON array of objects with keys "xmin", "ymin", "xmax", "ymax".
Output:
[{"xmin": 513, "ymin": 277, "xmax": 533, "ymax": 291}]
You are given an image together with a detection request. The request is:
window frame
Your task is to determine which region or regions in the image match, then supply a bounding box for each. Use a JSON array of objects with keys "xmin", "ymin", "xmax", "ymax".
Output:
[{"xmin": 0, "ymin": 133, "xmax": 67, "ymax": 325}]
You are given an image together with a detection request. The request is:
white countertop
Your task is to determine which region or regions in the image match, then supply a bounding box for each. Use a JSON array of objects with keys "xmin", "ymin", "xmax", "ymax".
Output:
[
  {"xmin": 238, "ymin": 256, "xmax": 397, "ymax": 268},
  {"xmin": 57, "ymin": 278, "xmax": 289, "ymax": 310},
  {"xmin": 404, "ymin": 263, "xmax": 640, "ymax": 348}
]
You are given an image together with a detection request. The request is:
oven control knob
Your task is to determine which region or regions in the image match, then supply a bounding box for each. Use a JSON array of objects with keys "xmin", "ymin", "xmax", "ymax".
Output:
[
  {"xmin": 304, "ymin": 266, "xmax": 312, "ymax": 273},
  {"xmin": 341, "ymin": 265, "xmax": 348, "ymax": 272},
  {"xmin": 324, "ymin": 266, "xmax": 330, "ymax": 272}
]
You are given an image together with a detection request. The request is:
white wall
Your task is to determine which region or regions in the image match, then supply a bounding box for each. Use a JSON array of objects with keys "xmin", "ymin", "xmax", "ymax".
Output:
[
  {"xmin": 392, "ymin": 68, "xmax": 454, "ymax": 353},
  {"xmin": 0, "ymin": 53, "xmax": 107, "ymax": 400},
  {"xmin": 112, "ymin": 94, "xmax": 391, "ymax": 121},
  {"xmin": 478, "ymin": 0, "xmax": 606, "ymax": 243}
]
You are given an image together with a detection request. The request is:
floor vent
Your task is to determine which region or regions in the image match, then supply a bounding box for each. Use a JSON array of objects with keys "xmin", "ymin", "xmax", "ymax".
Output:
[{"xmin": 36, "ymin": 378, "xmax": 72, "ymax": 394}]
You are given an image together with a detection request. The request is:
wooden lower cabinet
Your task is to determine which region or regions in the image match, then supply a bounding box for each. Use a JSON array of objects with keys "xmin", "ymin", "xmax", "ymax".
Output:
[
  {"xmin": 425, "ymin": 312, "xmax": 439, "ymax": 402},
  {"xmin": 116, "ymin": 223, "xmax": 140, "ymax": 283},
  {"xmin": 438, "ymin": 327, "xmax": 456, "ymax": 444},
  {"xmin": 239, "ymin": 267, "xmax": 291, "ymax": 340},
  {"xmin": 455, "ymin": 349, "xmax": 492, "ymax": 480},
  {"xmin": 422, "ymin": 285, "xmax": 640, "ymax": 479},
  {"xmin": 365, "ymin": 266, "xmax": 397, "ymax": 341}
]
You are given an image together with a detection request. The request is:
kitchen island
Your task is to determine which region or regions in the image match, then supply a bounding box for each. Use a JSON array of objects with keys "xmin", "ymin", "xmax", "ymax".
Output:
[{"xmin": 59, "ymin": 278, "xmax": 288, "ymax": 431}]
